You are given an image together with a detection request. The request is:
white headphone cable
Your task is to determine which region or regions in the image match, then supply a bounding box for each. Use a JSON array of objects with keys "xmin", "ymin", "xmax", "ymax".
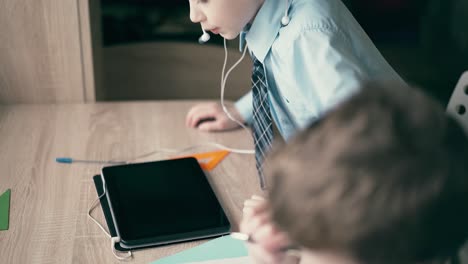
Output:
[
  {"xmin": 88, "ymin": 187, "xmax": 132, "ymax": 260},
  {"xmin": 220, "ymin": 38, "xmax": 249, "ymax": 132},
  {"xmin": 281, "ymin": 0, "xmax": 290, "ymax": 26},
  {"xmin": 219, "ymin": 38, "xmax": 255, "ymax": 155},
  {"xmin": 119, "ymin": 141, "xmax": 254, "ymax": 164}
]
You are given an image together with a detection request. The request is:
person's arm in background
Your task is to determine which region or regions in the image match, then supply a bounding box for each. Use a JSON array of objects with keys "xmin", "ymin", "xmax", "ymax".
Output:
[{"xmin": 185, "ymin": 91, "xmax": 253, "ymax": 131}]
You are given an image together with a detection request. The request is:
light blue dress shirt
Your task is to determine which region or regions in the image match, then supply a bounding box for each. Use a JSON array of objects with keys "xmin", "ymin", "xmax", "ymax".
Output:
[{"xmin": 235, "ymin": 0, "xmax": 406, "ymax": 140}]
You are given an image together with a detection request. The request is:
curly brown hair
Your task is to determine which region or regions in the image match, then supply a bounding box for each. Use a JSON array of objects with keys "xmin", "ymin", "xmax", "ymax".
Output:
[{"xmin": 266, "ymin": 81, "xmax": 468, "ymax": 264}]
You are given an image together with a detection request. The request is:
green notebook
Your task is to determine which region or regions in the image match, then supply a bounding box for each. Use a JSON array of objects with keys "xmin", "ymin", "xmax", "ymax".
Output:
[
  {"xmin": 152, "ymin": 235, "xmax": 248, "ymax": 264},
  {"xmin": 0, "ymin": 189, "xmax": 11, "ymax": 231}
]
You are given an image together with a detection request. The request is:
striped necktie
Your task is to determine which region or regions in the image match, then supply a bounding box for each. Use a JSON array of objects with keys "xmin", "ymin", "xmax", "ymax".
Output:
[{"xmin": 251, "ymin": 57, "xmax": 273, "ymax": 190}]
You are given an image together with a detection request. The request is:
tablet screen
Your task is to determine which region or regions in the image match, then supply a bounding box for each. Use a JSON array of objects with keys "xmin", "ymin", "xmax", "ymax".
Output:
[{"xmin": 102, "ymin": 157, "xmax": 230, "ymax": 246}]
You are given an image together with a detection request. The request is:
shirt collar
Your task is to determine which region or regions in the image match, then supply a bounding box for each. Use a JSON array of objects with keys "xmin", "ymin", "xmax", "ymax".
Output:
[{"xmin": 240, "ymin": 0, "xmax": 286, "ymax": 63}]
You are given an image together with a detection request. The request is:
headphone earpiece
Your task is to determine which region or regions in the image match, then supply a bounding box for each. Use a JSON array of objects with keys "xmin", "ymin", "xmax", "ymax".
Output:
[
  {"xmin": 281, "ymin": 0, "xmax": 290, "ymax": 26},
  {"xmin": 199, "ymin": 28, "xmax": 211, "ymax": 44},
  {"xmin": 281, "ymin": 15, "xmax": 290, "ymax": 26}
]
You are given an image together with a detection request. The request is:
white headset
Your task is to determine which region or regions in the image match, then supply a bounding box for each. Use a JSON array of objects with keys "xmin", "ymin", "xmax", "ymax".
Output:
[
  {"xmin": 198, "ymin": 26, "xmax": 210, "ymax": 44},
  {"xmin": 198, "ymin": 0, "xmax": 290, "ymax": 44},
  {"xmin": 281, "ymin": 0, "xmax": 291, "ymax": 26}
]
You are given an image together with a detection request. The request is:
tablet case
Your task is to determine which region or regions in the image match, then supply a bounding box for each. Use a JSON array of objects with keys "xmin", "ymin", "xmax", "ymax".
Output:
[
  {"xmin": 92, "ymin": 175, "xmax": 225, "ymax": 252},
  {"xmin": 93, "ymin": 175, "xmax": 130, "ymax": 251}
]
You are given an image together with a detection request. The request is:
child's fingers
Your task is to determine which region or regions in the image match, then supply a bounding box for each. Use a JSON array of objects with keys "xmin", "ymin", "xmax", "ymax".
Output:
[
  {"xmin": 244, "ymin": 197, "xmax": 267, "ymax": 208},
  {"xmin": 243, "ymin": 206, "xmax": 255, "ymax": 217},
  {"xmin": 244, "ymin": 199, "xmax": 263, "ymax": 208},
  {"xmin": 246, "ymin": 224, "xmax": 290, "ymax": 264},
  {"xmin": 247, "ymin": 242, "xmax": 285, "ymax": 264},
  {"xmin": 240, "ymin": 211, "xmax": 270, "ymax": 236},
  {"xmin": 186, "ymin": 103, "xmax": 218, "ymax": 128},
  {"xmin": 243, "ymin": 198, "xmax": 268, "ymax": 216},
  {"xmin": 197, "ymin": 120, "xmax": 224, "ymax": 131},
  {"xmin": 254, "ymin": 224, "xmax": 291, "ymax": 252},
  {"xmin": 187, "ymin": 108, "xmax": 212, "ymax": 128},
  {"xmin": 186, "ymin": 109, "xmax": 199, "ymax": 128},
  {"xmin": 251, "ymin": 195, "xmax": 265, "ymax": 201},
  {"xmin": 186, "ymin": 105, "xmax": 204, "ymax": 127},
  {"xmin": 243, "ymin": 204, "xmax": 264, "ymax": 216}
]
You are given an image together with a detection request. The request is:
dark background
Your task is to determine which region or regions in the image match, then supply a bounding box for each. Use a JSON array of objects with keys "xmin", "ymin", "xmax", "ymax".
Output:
[{"xmin": 100, "ymin": 0, "xmax": 468, "ymax": 105}]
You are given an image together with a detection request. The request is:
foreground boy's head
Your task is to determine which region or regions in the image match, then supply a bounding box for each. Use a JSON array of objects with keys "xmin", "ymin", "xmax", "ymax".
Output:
[{"xmin": 267, "ymin": 82, "xmax": 468, "ymax": 263}]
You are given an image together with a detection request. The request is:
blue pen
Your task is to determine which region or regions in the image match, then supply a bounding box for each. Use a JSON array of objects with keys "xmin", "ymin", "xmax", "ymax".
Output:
[{"xmin": 55, "ymin": 157, "xmax": 126, "ymax": 165}]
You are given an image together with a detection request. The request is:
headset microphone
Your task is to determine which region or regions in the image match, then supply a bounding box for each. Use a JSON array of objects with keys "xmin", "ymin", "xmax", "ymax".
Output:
[{"xmin": 199, "ymin": 28, "xmax": 210, "ymax": 44}]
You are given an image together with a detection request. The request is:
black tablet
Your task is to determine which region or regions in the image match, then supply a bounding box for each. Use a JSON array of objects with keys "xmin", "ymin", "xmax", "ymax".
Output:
[{"xmin": 101, "ymin": 157, "xmax": 231, "ymax": 249}]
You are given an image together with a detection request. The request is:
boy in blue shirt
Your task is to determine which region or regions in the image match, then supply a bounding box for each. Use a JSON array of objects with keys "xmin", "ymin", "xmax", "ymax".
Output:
[{"xmin": 186, "ymin": 0, "xmax": 405, "ymax": 188}]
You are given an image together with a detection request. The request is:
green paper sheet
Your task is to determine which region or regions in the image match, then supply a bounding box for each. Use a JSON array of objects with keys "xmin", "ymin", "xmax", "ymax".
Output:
[
  {"xmin": 152, "ymin": 235, "xmax": 248, "ymax": 264},
  {"xmin": 0, "ymin": 189, "xmax": 11, "ymax": 231}
]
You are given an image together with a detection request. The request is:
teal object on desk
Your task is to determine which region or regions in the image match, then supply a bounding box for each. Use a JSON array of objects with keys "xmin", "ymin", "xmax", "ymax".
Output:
[{"xmin": 153, "ymin": 235, "xmax": 248, "ymax": 264}]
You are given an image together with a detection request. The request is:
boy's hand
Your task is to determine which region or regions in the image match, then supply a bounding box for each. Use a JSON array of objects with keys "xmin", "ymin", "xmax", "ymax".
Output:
[
  {"xmin": 186, "ymin": 102, "xmax": 244, "ymax": 131},
  {"xmin": 240, "ymin": 195, "xmax": 298, "ymax": 264}
]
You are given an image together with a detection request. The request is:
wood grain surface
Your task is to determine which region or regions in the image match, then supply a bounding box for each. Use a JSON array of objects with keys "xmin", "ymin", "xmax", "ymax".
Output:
[
  {"xmin": 0, "ymin": 0, "xmax": 95, "ymax": 103},
  {"xmin": 0, "ymin": 101, "xmax": 262, "ymax": 263}
]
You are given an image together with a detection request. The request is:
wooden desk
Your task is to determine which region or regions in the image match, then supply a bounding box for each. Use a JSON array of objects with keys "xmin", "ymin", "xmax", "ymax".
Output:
[{"xmin": 0, "ymin": 101, "xmax": 260, "ymax": 263}]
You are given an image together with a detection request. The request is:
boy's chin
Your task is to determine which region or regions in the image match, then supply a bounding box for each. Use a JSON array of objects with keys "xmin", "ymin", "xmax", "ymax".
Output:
[{"xmin": 221, "ymin": 32, "xmax": 240, "ymax": 40}]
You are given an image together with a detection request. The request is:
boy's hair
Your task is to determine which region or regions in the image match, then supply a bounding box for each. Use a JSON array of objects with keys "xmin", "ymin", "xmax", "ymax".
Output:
[{"xmin": 266, "ymin": 81, "xmax": 468, "ymax": 263}]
